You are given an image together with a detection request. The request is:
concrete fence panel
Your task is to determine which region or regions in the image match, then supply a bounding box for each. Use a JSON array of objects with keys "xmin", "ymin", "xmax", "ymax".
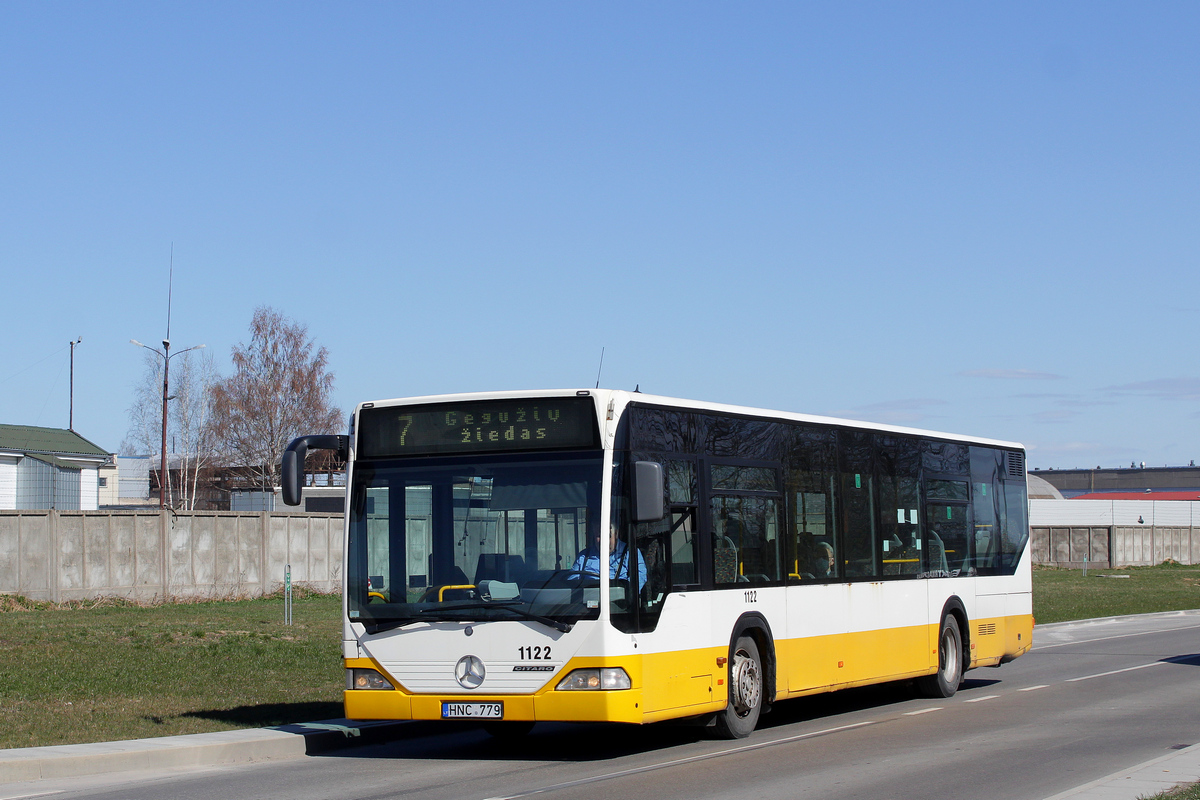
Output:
[
  {"xmin": 1051, "ymin": 528, "xmax": 1071, "ymax": 562},
  {"xmin": 1069, "ymin": 528, "xmax": 1090, "ymax": 563},
  {"xmin": 83, "ymin": 514, "xmax": 112, "ymax": 592},
  {"xmin": 231, "ymin": 515, "xmax": 260, "ymax": 587},
  {"xmin": 1031, "ymin": 527, "xmax": 1050, "ymax": 563},
  {"xmin": 0, "ymin": 515, "xmax": 21, "ymax": 592},
  {"xmin": 58, "ymin": 514, "xmax": 83, "ymax": 593},
  {"xmin": 111, "ymin": 515, "xmax": 135, "ymax": 589},
  {"xmin": 1032, "ymin": 524, "xmax": 1198, "ymax": 569},
  {"xmin": 1110, "ymin": 528, "xmax": 1128, "ymax": 566},
  {"xmin": 134, "ymin": 513, "xmax": 160, "ymax": 592},
  {"xmin": 0, "ymin": 510, "xmax": 343, "ymax": 602},
  {"xmin": 1090, "ymin": 528, "xmax": 1110, "ymax": 566}
]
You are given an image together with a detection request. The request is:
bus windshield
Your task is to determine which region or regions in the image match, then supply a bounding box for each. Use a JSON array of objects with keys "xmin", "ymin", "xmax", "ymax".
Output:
[{"xmin": 346, "ymin": 452, "xmax": 604, "ymax": 630}]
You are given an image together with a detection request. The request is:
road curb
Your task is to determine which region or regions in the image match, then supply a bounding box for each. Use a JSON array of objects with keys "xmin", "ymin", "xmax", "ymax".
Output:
[
  {"xmin": 1041, "ymin": 741, "xmax": 1200, "ymax": 800},
  {"xmin": 0, "ymin": 718, "xmax": 409, "ymax": 785},
  {"xmin": 1034, "ymin": 608, "xmax": 1200, "ymax": 632}
]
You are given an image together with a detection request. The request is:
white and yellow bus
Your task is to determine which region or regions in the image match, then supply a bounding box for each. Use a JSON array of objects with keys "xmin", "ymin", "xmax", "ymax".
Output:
[{"xmin": 282, "ymin": 389, "xmax": 1032, "ymax": 738}]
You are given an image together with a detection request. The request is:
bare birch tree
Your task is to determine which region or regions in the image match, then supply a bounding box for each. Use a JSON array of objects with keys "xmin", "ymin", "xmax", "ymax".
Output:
[
  {"xmin": 209, "ymin": 307, "xmax": 343, "ymax": 491},
  {"xmin": 122, "ymin": 351, "xmax": 165, "ymax": 456},
  {"xmin": 172, "ymin": 351, "xmax": 219, "ymax": 509}
]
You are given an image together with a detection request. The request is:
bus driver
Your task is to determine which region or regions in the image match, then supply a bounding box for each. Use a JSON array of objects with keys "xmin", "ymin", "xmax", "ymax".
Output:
[{"xmin": 571, "ymin": 525, "xmax": 647, "ymax": 590}]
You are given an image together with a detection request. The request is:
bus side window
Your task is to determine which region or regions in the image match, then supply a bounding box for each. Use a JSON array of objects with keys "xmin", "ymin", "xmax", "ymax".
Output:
[
  {"xmin": 712, "ymin": 506, "xmax": 740, "ymax": 584},
  {"xmin": 876, "ymin": 436, "xmax": 921, "ymax": 577},
  {"xmin": 925, "ymin": 480, "xmax": 971, "ymax": 574},
  {"xmin": 668, "ymin": 509, "xmax": 698, "ymax": 587},
  {"xmin": 969, "ymin": 446, "xmax": 1008, "ymax": 574},
  {"xmin": 783, "ymin": 425, "xmax": 839, "ymax": 581},
  {"xmin": 788, "ymin": 488, "xmax": 835, "ymax": 580},
  {"xmin": 711, "ymin": 495, "xmax": 780, "ymax": 585},
  {"xmin": 838, "ymin": 430, "xmax": 878, "ymax": 579},
  {"xmin": 1001, "ymin": 479, "xmax": 1029, "ymax": 573}
]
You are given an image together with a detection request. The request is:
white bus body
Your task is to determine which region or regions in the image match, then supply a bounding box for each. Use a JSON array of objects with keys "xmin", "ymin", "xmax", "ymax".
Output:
[{"xmin": 283, "ymin": 389, "xmax": 1032, "ymax": 737}]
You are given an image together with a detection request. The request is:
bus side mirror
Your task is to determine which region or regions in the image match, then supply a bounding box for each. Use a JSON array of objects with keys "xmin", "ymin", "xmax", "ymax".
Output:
[
  {"xmin": 281, "ymin": 447, "xmax": 304, "ymax": 507},
  {"xmin": 281, "ymin": 435, "xmax": 348, "ymax": 506},
  {"xmin": 632, "ymin": 461, "xmax": 665, "ymax": 522}
]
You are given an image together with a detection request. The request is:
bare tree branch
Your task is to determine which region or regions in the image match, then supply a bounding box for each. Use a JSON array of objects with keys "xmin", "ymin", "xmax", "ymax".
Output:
[{"xmin": 122, "ymin": 349, "xmax": 219, "ymax": 509}]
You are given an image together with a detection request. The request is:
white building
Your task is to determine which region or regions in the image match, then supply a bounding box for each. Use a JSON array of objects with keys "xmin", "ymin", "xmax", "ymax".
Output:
[{"xmin": 0, "ymin": 424, "xmax": 112, "ymax": 510}]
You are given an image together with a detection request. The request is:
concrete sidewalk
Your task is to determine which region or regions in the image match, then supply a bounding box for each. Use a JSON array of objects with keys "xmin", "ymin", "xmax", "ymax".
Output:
[
  {"xmin": 0, "ymin": 718, "xmax": 409, "ymax": 785},
  {"xmin": 1043, "ymin": 742, "xmax": 1200, "ymax": 800}
]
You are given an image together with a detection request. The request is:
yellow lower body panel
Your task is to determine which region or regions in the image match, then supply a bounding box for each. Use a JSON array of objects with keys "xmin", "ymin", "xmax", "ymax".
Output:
[
  {"xmin": 778, "ymin": 622, "xmax": 935, "ymax": 694},
  {"xmin": 343, "ymin": 613, "xmax": 1034, "ymax": 726},
  {"xmin": 346, "ymin": 688, "xmax": 650, "ymax": 724},
  {"xmin": 344, "ymin": 656, "xmax": 649, "ymax": 725},
  {"xmin": 639, "ymin": 645, "xmax": 725, "ymax": 720}
]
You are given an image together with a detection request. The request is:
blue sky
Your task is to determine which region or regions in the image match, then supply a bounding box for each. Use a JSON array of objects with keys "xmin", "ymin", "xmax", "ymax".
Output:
[{"xmin": 2, "ymin": 2, "xmax": 1197, "ymax": 470}]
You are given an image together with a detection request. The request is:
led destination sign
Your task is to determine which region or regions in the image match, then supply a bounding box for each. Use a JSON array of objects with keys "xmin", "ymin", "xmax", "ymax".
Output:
[{"xmin": 358, "ymin": 397, "xmax": 599, "ymax": 458}]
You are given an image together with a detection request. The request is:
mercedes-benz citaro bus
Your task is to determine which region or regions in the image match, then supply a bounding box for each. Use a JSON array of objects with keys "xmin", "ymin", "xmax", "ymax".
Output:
[{"xmin": 281, "ymin": 389, "xmax": 1032, "ymax": 739}]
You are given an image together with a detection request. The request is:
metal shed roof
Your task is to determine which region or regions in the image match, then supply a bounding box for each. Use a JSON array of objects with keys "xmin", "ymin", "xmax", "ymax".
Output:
[{"xmin": 0, "ymin": 424, "xmax": 109, "ymax": 458}]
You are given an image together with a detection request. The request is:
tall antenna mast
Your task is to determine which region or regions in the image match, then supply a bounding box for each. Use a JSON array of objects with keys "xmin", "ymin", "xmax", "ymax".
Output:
[
  {"xmin": 166, "ymin": 243, "xmax": 173, "ymax": 343},
  {"xmin": 595, "ymin": 347, "xmax": 605, "ymax": 389}
]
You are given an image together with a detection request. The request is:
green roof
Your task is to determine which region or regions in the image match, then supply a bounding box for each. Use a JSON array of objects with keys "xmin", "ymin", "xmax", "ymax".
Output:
[
  {"xmin": 25, "ymin": 452, "xmax": 82, "ymax": 470},
  {"xmin": 0, "ymin": 424, "xmax": 110, "ymax": 458}
]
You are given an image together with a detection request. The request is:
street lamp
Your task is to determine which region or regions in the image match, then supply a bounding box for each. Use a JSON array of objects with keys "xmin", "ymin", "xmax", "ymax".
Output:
[{"xmin": 131, "ymin": 338, "xmax": 206, "ymax": 508}]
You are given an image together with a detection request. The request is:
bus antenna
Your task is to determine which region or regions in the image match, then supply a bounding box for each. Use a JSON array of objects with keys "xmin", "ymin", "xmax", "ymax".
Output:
[{"xmin": 595, "ymin": 347, "xmax": 605, "ymax": 389}]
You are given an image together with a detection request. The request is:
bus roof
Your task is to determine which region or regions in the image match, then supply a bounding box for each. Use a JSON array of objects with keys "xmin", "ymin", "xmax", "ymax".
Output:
[{"xmin": 356, "ymin": 388, "xmax": 1026, "ymax": 452}]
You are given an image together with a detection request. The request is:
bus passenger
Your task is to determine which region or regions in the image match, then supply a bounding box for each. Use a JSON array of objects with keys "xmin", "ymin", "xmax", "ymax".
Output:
[{"xmin": 814, "ymin": 542, "xmax": 835, "ymax": 578}]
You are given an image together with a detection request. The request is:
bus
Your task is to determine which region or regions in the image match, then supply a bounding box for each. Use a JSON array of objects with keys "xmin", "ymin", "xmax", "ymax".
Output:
[{"xmin": 281, "ymin": 389, "xmax": 1032, "ymax": 738}]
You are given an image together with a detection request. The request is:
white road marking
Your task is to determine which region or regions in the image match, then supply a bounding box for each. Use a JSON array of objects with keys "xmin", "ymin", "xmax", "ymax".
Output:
[
  {"xmin": 1019, "ymin": 684, "xmax": 1049, "ymax": 691},
  {"xmin": 903, "ymin": 707, "xmax": 942, "ymax": 715},
  {"xmin": 1065, "ymin": 661, "xmax": 1169, "ymax": 682},
  {"xmin": 965, "ymin": 694, "xmax": 999, "ymax": 703},
  {"xmin": 480, "ymin": 720, "xmax": 879, "ymax": 800}
]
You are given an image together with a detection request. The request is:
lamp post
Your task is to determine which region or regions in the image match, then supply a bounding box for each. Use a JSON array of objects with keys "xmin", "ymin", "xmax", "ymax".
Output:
[{"xmin": 131, "ymin": 339, "xmax": 205, "ymax": 508}]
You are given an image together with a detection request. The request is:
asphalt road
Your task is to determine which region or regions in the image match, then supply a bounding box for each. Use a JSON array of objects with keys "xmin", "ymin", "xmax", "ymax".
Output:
[{"xmin": 15, "ymin": 612, "xmax": 1200, "ymax": 800}]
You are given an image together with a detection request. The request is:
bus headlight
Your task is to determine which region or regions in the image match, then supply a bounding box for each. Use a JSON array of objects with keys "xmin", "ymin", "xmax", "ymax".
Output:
[
  {"xmin": 347, "ymin": 668, "xmax": 394, "ymax": 690},
  {"xmin": 555, "ymin": 668, "xmax": 631, "ymax": 691}
]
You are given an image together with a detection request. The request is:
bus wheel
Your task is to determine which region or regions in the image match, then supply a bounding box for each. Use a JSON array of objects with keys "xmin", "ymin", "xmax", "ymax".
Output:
[
  {"xmin": 715, "ymin": 635, "xmax": 763, "ymax": 739},
  {"xmin": 483, "ymin": 721, "xmax": 535, "ymax": 738},
  {"xmin": 918, "ymin": 615, "xmax": 963, "ymax": 698}
]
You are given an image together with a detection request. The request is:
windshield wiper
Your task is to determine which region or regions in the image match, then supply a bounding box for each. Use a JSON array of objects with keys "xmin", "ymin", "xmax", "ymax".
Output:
[
  {"xmin": 362, "ymin": 617, "xmax": 421, "ymax": 635},
  {"xmin": 419, "ymin": 601, "xmax": 573, "ymax": 633}
]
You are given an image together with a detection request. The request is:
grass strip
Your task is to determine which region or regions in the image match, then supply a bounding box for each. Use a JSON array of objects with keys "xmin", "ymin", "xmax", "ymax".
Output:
[
  {"xmin": 0, "ymin": 588, "xmax": 342, "ymax": 750},
  {"xmin": 1139, "ymin": 782, "xmax": 1200, "ymax": 800},
  {"xmin": 1, "ymin": 562, "xmax": 1198, "ymax": 750},
  {"xmin": 1032, "ymin": 561, "xmax": 1200, "ymax": 624}
]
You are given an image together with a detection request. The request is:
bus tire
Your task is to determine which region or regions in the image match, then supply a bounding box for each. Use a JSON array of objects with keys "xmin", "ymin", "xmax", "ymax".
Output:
[
  {"xmin": 918, "ymin": 615, "xmax": 963, "ymax": 698},
  {"xmin": 715, "ymin": 635, "xmax": 763, "ymax": 739}
]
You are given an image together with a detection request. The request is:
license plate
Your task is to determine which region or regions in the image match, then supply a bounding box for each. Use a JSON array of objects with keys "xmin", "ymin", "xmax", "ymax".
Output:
[{"xmin": 441, "ymin": 702, "xmax": 503, "ymax": 719}]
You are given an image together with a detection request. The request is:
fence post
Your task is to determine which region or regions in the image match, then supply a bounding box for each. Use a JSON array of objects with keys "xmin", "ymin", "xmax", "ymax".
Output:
[
  {"xmin": 261, "ymin": 511, "xmax": 271, "ymax": 598},
  {"xmin": 49, "ymin": 510, "xmax": 60, "ymax": 604},
  {"xmin": 159, "ymin": 509, "xmax": 170, "ymax": 600}
]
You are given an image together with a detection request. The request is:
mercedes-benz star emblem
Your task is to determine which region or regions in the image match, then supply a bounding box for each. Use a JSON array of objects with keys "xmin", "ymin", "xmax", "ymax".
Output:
[{"xmin": 455, "ymin": 655, "xmax": 486, "ymax": 689}]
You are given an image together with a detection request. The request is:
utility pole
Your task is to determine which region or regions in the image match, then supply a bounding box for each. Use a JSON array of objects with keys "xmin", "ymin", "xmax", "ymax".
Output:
[
  {"xmin": 161, "ymin": 337, "xmax": 171, "ymax": 508},
  {"xmin": 129, "ymin": 338, "xmax": 205, "ymax": 508},
  {"xmin": 69, "ymin": 336, "xmax": 82, "ymax": 430},
  {"xmin": 131, "ymin": 245, "xmax": 204, "ymax": 508}
]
